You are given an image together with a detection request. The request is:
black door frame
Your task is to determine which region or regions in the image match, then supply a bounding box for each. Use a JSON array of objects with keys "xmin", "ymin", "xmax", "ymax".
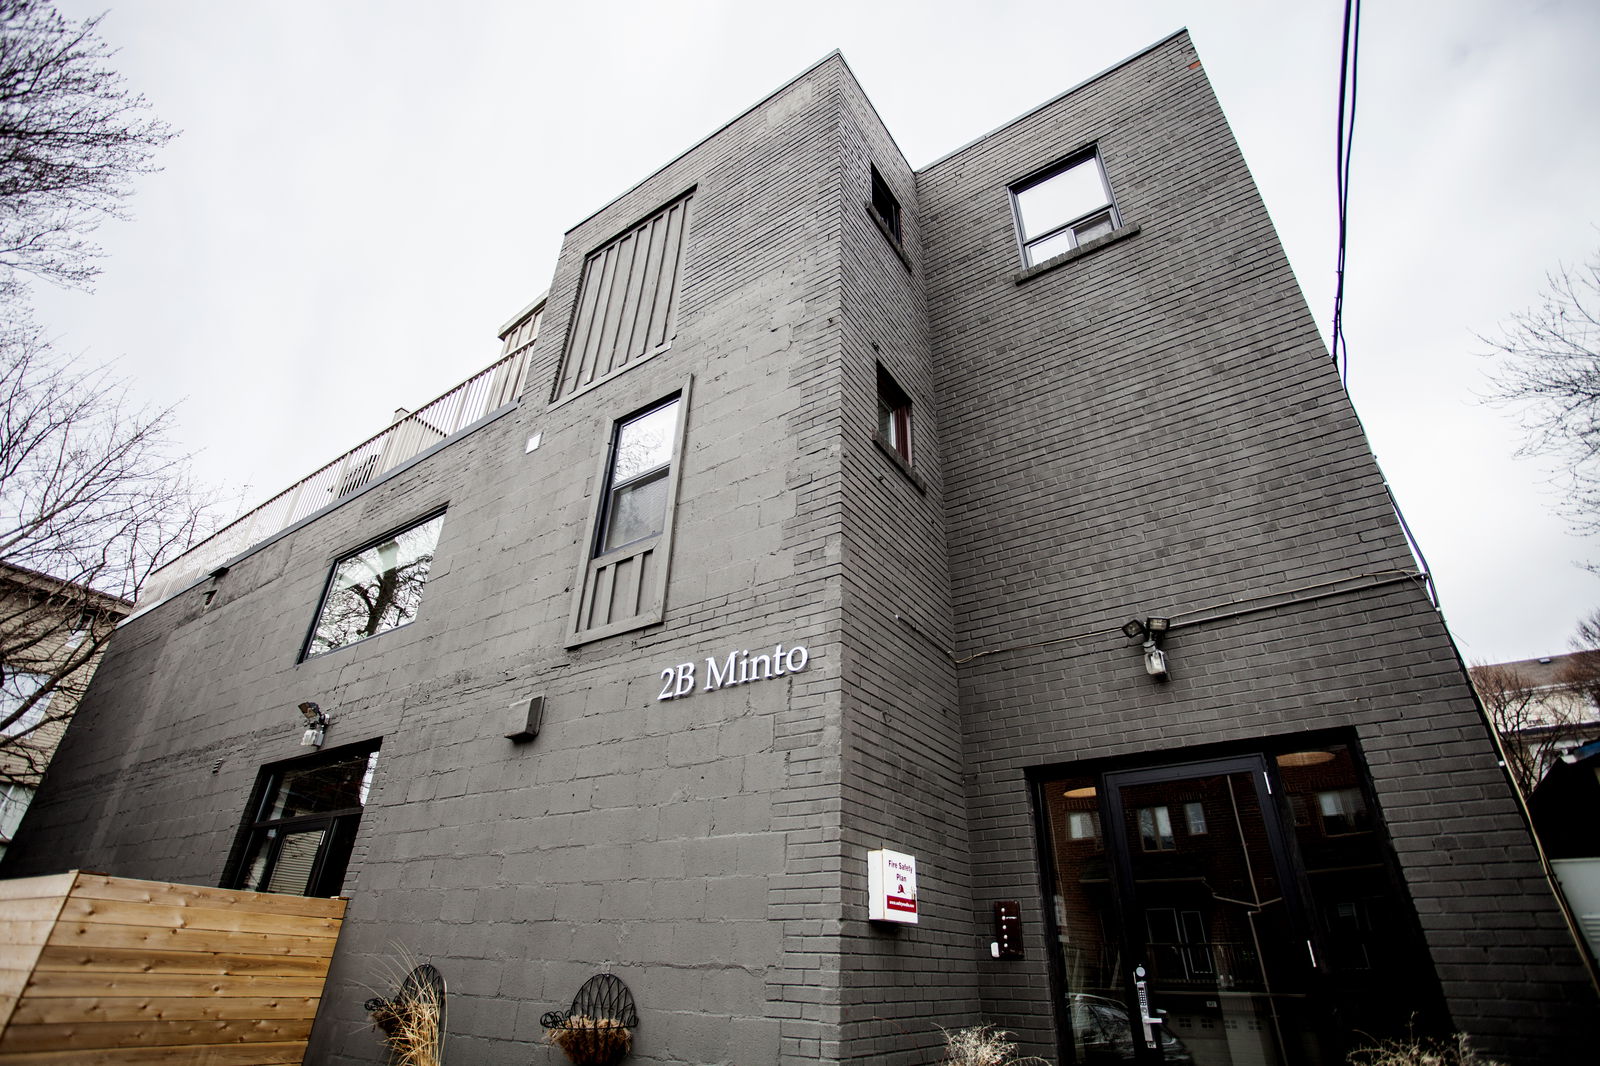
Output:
[{"xmin": 1035, "ymin": 750, "xmax": 1328, "ymax": 1065}]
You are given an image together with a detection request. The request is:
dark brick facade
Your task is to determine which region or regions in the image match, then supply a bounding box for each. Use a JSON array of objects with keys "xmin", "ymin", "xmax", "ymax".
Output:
[{"xmin": 6, "ymin": 32, "xmax": 1591, "ymax": 1065}]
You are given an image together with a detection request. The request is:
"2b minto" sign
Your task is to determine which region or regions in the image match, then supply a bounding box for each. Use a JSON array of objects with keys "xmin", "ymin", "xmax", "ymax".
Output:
[{"xmin": 657, "ymin": 643, "xmax": 811, "ymax": 700}]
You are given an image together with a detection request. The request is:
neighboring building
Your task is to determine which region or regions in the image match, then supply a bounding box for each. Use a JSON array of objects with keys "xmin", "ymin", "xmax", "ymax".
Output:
[
  {"xmin": 5, "ymin": 34, "xmax": 1595, "ymax": 1065},
  {"xmin": 0, "ymin": 562, "xmax": 131, "ymax": 859},
  {"xmin": 1469, "ymin": 652, "xmax": 1600, "ymax": 793},
  {"xmin": 1529, "ymin": 738, "xmax": 1600, "ymax": 962}
]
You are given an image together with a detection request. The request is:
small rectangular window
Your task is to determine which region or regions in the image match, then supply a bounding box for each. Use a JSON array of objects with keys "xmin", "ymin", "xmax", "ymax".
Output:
[
  {"xmin": 305, "ymin": 512, "xmax": 445, "ymax": 658},
  {"xmin": 869, "ymin": 165, "xmax": 902, "ymax": 243},
  {"xmin": 0, "ymin": 671, "xmax": 51, "ymax": 738},
  {"xmin": 1316, "ymin": 788, "xmax": 1372, "ymax": 836},
  {"xmin": 0, "ymin": 783, "xmax": 35, "ymax": 860},
  {"xmin": 876, "ymin": 365, "xmax": 912, "ymax": 464},
  {"xmin": 1138, "ymin": 805, "xmax": 1175, "ymax": 851},
  {"xmin": 1012, "ymin": 151, "xmax": 1119, "ymax": 266},
  {"xmin": 1183, "ymin": 801, "xmax": 1208, "ymax": 836}
]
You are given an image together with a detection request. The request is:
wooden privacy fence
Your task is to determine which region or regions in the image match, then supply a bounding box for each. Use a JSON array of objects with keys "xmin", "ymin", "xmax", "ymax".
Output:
[{"xmin": 0, "ymin": 870, "xmax": 346, "ymax": 1064}]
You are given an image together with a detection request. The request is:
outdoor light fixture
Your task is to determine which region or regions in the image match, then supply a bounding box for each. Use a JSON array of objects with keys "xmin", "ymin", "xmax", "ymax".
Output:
[
  {"xmin": 298, "ymin": 701, "xmax": 329, "ymax": 748},
  {"xmin": 1122, "ymin": 617, "xmax": 1173, "ymax": 682}
]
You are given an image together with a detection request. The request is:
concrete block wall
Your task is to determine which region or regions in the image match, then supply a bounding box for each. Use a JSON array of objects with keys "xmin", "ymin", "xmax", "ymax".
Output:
[{"xmin": 917, "ymin": 30, "xmax": 1594, "ymax": 1062}]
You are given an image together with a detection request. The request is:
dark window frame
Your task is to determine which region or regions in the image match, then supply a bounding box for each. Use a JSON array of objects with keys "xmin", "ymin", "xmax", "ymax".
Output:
[
  {"xmin": 875, "ymin": 364, "xmax": 913, "ymax": 465},
  {"xmin": 1010, "ymin": 148, "xmax": 1122, "ymax": 267},
  {"xmin": 301, "ymin": 508, "xmax": 447, "ymax": 661},
  {"xmin": 593, "ymin": 395, "xmax": 683, "ymax": 558},
  {"xmin": 221, "ymin": 739, "xmax": 380, "ymax": 898},
  {"xmin": 869, "ymin": 165, "xmax": 902, "ymax": 244}
]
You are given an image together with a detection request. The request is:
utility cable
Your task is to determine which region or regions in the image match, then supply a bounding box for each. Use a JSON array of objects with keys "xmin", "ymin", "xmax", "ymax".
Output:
[{"xmin": 1332, "ymin": 0, "xmax": 1362, "ymax": 386}]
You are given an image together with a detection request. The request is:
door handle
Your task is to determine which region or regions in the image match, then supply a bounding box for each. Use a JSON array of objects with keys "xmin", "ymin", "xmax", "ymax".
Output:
[{"xmin": 1133, "ymin": 964, "xmax": 1161, "ymax": 1049}]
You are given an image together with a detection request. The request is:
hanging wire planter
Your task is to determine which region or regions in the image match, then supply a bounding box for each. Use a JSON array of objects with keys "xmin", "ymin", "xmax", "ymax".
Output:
[
  {"xmin": 540, "ymin": 973, "xmax": 638, "ymax": 1066},
  {"xmin": 365, "ymin": 963, "xmax": 447, "ymax": 1066}
]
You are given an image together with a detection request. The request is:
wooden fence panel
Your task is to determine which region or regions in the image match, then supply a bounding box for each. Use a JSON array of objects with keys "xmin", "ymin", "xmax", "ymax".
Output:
[{"xmin": 0, "ymin": 871, "xmax": 346, "ymax": 1064}]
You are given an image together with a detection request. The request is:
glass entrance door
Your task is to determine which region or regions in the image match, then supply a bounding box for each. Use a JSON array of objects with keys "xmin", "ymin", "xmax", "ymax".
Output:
[
  {"xmin": 1041, "ymin": 747, "xmax": 1443, "ymax": 1065},
  {"xmin": 1107, "ymin": 758, "xmax": 1321, "ymax": 1066}
]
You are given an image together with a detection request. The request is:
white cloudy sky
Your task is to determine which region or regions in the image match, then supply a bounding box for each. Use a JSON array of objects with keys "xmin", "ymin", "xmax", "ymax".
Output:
[{"xmin": 30, "ymin": 0, "xmax": 1600, "ymax": 664}]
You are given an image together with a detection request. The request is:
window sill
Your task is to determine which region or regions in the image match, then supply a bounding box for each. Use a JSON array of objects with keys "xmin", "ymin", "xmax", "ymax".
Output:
[
  {"xmin": 1013, "ymin": 223, "xmax": 1141, "ymax": 284},
  {"xmin": 873, "ymin": 433, "xmax": 926, "ymax": 494},
  {"xmin": 867, "ymin": 204, "xmax": 912, "ymax": 272}
]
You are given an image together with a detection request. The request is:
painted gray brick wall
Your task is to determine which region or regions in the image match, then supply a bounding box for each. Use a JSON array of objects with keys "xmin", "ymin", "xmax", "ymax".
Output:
[
  {"xmin": 6, "ymin": 33, "xmax": 1590, "ymax": 1066},
  {"xmin": 9, "ymin": 55, "xmax": 871, "ymax": 1066},
  {"xmin": 918, "ymin": 31, "xmax": 1594, "ymax": 1063}
]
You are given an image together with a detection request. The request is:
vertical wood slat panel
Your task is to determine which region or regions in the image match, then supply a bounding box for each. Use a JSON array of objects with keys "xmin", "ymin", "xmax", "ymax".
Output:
[
  {"xmin": 554, "ymin": 191, "xmax": 692, "ymax": 402},
  {"xmin": 619, "ymin": 218, "xmax": 660, "ymax": 370},
  {"xmin": 649, "ymin": 201, "xmax": 688, "ymax": 351},
  {"xmin": 562, "ymin": 252, "xmax": 608, "ymax": 398},
  {"xmin": 608, "ymin": 217, "xmax": 652, "ymax": 372}
]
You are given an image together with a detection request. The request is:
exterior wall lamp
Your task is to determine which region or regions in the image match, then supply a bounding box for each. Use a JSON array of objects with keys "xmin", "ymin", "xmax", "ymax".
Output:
[
  {"xmin": 298, "ymin": 701, "xmax": 329, "ymax": 747},
  {"xmin": 1121, "ymin": 617, "xmax": 1172, "ymax": 681}
]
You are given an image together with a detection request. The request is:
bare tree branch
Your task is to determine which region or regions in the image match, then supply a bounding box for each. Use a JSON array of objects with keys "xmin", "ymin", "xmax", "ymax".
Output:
[
  {"xmin": 0, "ymin": 0, "xmax": 173, "ymax": 294},
  {"xmin": 1471, "ymin": 615, "xmax": 1600, "ymax": 795},
  {"xmin": 0, "ymin": 324, "xmax": 213, "ymax": 787},
  {"xmin": 1482, "ymin": 250, "xmax": 1600, "ymax": 537}
]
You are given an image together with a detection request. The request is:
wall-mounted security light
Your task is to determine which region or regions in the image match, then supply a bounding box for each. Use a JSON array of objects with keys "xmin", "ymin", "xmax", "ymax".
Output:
[
  {"xmin": 298, "ymin": 701, "xmax": 329, "ymax": 747},
  {"xmin": 1122, "ymin": 617, "xmax": 1172, "ymax": 682}
]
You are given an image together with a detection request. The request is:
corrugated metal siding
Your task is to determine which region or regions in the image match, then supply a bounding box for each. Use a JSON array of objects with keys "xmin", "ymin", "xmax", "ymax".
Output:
[{"xmin": 553, "ymin": 193, "xmax": 692, "ymax": 402}]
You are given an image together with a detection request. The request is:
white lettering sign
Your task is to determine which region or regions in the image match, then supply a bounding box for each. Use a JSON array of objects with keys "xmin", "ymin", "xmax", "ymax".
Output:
[{"xmin": 657, "ymin": 643, "xmax": 811, "ymax": 701}]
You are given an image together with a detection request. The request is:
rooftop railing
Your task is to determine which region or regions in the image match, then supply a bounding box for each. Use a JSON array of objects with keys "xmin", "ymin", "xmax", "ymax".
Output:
[{"xmin": 139, "ymin": 347, "xmax": 531, "ymax": 609}]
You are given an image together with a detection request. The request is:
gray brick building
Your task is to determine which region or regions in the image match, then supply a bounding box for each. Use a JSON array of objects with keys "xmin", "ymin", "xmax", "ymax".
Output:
[{"xmin": 7, "ymin": 32, "xmax": 1593, "ymax": 1065}]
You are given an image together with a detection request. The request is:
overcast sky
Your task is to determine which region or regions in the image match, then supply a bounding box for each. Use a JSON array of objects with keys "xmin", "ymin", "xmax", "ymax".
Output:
[{"xmin": 31, "ymin": 0, "xmax": 1600, "ymax": 664}]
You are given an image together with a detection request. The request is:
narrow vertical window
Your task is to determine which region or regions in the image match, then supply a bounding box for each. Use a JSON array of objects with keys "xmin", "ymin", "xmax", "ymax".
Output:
[
  {"xmin": 876, "ymin": 365, "xmax": 912, "ymax": 464},
  {"xmin": 869, "ymin": 165, "xmax": 902, "ymax": 244},
  {"xmin": 1012, "ymin": 150, "xmax": 1120, "ymax": 266},
  {"xmin": 568, "ymin": 384, "xmax": 692, "ymax": 646},
  {"xmin": 598, "ymin": 399, "xmax": 679, "ymax": 553}
]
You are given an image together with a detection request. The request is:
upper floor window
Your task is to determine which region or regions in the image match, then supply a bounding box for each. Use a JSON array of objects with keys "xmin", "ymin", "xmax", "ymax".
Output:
[
  {"xmin": 876, "ymin": 365, "xmax": 912, "ymax": 464},
  {"xmin": 305, "ymin": 512, "xmax": 445, "ymax": 658},
  {"xmin": 869, "ymin": 165, "xmax": 902, "ymax": 244},
  {"xmin": 1012, "ymin": 151, "xmax": 1119, "ymax": 266},
  {"xmin": 599, "ymin": 398, "xmax": 680, "ymax": 553},
  {"xmin": 568, "ymin": 384, "xmax": 692, "ymax": 647},
  {"xmin": 552, "ymin": 191, "xmax": 694, "ymax": 404},
  {"xmin": 0, "ymin": 670, "xmax": 51, "ymax": 738}
]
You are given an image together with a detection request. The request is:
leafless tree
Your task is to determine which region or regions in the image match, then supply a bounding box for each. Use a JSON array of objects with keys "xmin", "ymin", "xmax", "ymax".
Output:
[
  {"xmin": 1482, "ymin": 250, "xmax": 1600, "ymax": 535},
  {"xmin": 0, "ymin": 325, "xmax": 210, "ymax": 784},
  {"xmin": 1471, "ymin": 652, "xmax": 1596, "ymax": 796},
  {"xmin": 0, "ymin": 0, "xmax": 173, "ymax": 297}
]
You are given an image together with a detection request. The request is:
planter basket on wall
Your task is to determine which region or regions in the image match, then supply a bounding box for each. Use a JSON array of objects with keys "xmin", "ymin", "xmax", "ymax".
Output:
[
  {"xmin": 365, "ymin": 963, "xmax": 447, "ymax": 1066},
  {"xmin": 540, "ymin": 973, "xmax": 638, "ymax": 1066}
]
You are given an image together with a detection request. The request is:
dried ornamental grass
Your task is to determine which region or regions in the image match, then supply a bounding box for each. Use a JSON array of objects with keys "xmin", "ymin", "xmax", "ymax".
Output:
[
  {"xmin": 937, "ymin": 1024, "xmax": 1052, "ymax": 1066},
  {"xmin": 365, "ymin": 982, "xmax": 444, "ymax": 1066},
  {"xmin": 1347, "ymin": 1033, "xmax": 1503, "ymax": 1066},
  {"xmin": 543, "ymin": 1014, "xmax": 634, "ymax": 1066}
]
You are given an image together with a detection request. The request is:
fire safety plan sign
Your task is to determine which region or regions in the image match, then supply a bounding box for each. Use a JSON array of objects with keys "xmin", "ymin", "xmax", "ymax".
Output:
[{"xmin": 867, "ymin": 849, "xmax": 918, "ymax": 924}]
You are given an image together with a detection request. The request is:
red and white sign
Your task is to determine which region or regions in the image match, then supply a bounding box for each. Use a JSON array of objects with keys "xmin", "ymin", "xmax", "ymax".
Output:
[{"xmin": 867, "ymin": 848, "xmax": 918, "ymax": 924}]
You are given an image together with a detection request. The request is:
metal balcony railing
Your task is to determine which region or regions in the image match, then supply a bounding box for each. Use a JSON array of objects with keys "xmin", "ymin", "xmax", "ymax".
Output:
[{"xmin": 139, "ymin": 348, "xmax": 530, "ymax": 609}]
